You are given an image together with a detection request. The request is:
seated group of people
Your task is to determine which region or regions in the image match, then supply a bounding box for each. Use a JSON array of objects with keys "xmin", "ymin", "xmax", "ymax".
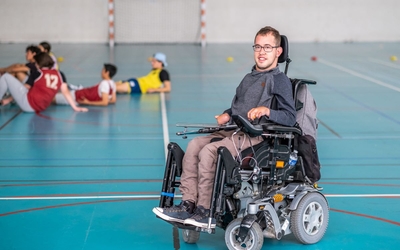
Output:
[{"xmin": 0, "ymin": 42, "xmax": 171, "ymax": 113}]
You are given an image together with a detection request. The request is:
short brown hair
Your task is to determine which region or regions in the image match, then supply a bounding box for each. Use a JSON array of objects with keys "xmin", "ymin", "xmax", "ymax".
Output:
[
  {"xmin": 254, "ymin": 26, "xmax": 281, "ymax": 46},
  {"xmin": 34, "ymin": 52, "xmax": 54, "ymax": 69}
]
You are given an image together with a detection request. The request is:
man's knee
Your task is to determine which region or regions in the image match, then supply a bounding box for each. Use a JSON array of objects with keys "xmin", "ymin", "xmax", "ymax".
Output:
[
  {"xmin": 198, "ymin": 143, "xmax": 219, "ymax": 167},
  {"xmin": 186, "ymin": 136, "xmax": 208, "ymax": 153}
]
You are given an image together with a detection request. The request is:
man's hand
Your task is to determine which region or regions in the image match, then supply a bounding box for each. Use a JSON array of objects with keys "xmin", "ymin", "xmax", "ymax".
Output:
[
  {"xmin": 215, "ymin": 113, "xmax": 230, "ymax": 125},
  {"xmin": 146, "ymin": 88, "xmax": 157, "ymax": 93},
  {"xmin": 247, "ymin": 106, "xmax": 270, "ymax": 121},
  {"xmin": 74, "ymin": 107, "xmax": 89, "ymax": 112}
]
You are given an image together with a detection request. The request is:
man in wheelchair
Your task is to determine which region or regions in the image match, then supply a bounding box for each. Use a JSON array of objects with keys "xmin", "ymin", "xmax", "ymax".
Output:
[
  {"xmin": 153, "ymin": 26, "xmax": 297, "ymax": 228},
  {"xmin": 153, "ymin": 25, "xmax": 329, "ymax": 249}
]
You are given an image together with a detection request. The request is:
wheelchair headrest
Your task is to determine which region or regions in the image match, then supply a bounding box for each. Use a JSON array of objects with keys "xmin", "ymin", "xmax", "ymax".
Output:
[{"xmin": 278, "ymin": 35, "xmax": 289, "ymax": 64}]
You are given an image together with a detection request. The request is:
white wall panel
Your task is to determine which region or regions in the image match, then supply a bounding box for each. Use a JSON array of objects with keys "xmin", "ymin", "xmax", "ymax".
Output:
[
  {"xmin": 0, "ymin": 0, "xmax": 399, "ymax": 43},
  {"xmin": 207, "ymin": 0, "xmax": 400, "ymax": 43},
  {"xmin": 0, "ymin": 0, "xmax": 108, "ymax": 43},
  {"xmin": 114, "ymin": 0, "xmax": 200, "ymax": 43}
]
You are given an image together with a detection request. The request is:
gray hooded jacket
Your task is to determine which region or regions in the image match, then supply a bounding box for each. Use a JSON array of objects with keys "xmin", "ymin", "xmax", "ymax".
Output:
[{"xmin": 225, "ymin": 66, "xmax": 296, "ymax": 127}]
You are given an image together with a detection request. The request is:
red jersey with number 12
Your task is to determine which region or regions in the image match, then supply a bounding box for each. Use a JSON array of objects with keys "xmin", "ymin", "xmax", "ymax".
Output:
[{"xmin": 27, "ymin": 68, "xmax": 62, "ymax": 112}]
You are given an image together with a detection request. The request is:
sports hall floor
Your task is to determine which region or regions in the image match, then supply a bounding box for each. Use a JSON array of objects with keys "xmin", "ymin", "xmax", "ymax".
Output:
[{"xmin": 1, "ymin": 40, "xmax": 400, "ymax": 250}]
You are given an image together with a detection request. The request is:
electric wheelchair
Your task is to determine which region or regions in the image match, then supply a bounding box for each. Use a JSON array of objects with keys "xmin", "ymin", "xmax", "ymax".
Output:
[{"xmin": 156, "ymin": 35, "xmax": 329, "ymax": 250}]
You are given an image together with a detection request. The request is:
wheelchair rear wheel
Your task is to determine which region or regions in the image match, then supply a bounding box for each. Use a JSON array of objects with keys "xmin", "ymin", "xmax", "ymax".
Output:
[
  {"xmin": 182, "ymin": 229, "xmax": 200, "ymax": 244},
  {"xmin": 290, "ymin": 192, "xmax": 329, "ymax": 244},
  {"xmin": 225, "ymin": 218, "xmax": 263, "ymax": 250}
]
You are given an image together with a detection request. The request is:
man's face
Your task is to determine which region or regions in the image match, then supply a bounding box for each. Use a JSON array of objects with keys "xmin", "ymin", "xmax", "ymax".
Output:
[
  {"xmin": 253, "ymin": 34, "xmax": 282, "ymax": 72},
  {"xmin": 101, "ymin": 68, "xmax": 108, "ymax": 79},
  {"xmin": 26, "ymin": 50, "xmax": 35, "ymax": 62}
]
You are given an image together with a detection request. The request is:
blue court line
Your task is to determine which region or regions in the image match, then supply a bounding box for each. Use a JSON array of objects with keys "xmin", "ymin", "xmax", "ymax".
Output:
[
  {"xmin": 318, "ymin": 119, "xmax": 341, "ymax": 138},
  {"xmin": 0, "ymin": 110, "xmax": 22, "ymax": 130},
  {"xmin": 324, "ymin": 84, "xmax": 400, "ymax": 126}
]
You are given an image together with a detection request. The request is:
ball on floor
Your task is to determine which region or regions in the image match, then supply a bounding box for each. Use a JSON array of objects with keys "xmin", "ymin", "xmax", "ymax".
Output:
[
  {"xmin": 226, "ymin": 56, "xmax": 234, "ymax": 62},
  {"xmin": 57, "ymin": 56, "xmax": 64, "ymax": 63},
  {"xmin": 390, "ymin": 55, "xmax": 398, "ymax": 62},
  {"xmin": 311, "ymin": 56, "xmax": 317, "ymax": 61}
]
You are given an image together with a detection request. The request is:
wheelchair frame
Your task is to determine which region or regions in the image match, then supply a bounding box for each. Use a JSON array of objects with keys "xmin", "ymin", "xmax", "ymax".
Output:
[{"xmin": 156, "ymin": 35, "xmax": 329, "ymax": 250}]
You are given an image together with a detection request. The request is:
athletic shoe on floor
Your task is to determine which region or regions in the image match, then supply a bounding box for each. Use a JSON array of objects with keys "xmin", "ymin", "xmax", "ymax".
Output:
[
  {"xmin": 152, "ymin": 200, "xmax": 195, "ymax": 224},
  {"xmin": 183, "ymin": 205, "xmax": 216, "ymax": 228}
]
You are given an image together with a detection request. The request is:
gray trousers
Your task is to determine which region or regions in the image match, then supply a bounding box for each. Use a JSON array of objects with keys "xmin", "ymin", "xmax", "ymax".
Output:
[
  {"xmin": 180, "ymin": 129, "xmax": 263, "ymax": 209},
  {"xmin": 54, "ymin": 91, "xmax": 76, "ymax": 105},
  {"xmin": 0, "ymin": 73, "xmax": 34, "ymax": 112}
]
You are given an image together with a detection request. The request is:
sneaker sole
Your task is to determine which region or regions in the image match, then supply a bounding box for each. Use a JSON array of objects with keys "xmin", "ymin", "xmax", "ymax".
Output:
[
  {"xmin": 152, "ymin": 207, "xmax": 185, "ymax": 224},
  {"xmin": 184, "ymin": 218, "xmax": 216, "ymax": 229}
]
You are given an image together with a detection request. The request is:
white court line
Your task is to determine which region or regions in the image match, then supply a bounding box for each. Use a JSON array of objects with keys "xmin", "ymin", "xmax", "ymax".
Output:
[
  {"xmin": 319, "ymin": 58, "xmax": 400, "ymax": 93},
  {"xmin": 368, "ymin": 58, "xmax": 400, "ymax": 69},
  {"xmin": 160, "ymin": 92, "xmax": 170, "ymax": 159},
  {"xmin": 0, "ymin": 195, "xmax": 163, "ymax": 200},
  {"xmin": 0, "ymin": 137, "xmax": 170, "ymax": 141},
  {"xmin": 1, "ymin": 194, "xmax": 400, "ymax": 200}
]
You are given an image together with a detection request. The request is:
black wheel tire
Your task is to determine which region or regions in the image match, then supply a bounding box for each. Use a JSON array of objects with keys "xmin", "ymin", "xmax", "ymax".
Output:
[
  {"xmin": 182, "ymin": 229, "xmax": 200, "ymax": 244},
  {"xmin": 225, "ymin": 218, "xmax": 264, "ymax": 250},
  {"xmin": 290, "ymin": 192, "xmax": 329, "ymax": 244}
]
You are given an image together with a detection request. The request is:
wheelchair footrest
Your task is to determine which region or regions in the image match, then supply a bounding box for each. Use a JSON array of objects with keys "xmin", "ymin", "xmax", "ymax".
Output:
[{"xmin": 166, "ymin": 221, "xmax": 216, "ymax": 234}]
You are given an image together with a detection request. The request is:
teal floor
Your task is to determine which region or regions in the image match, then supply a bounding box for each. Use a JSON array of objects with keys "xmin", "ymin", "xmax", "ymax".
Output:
[{"xmin": 1, "ymin": 41, "xmax": 400, "ymax": 249}]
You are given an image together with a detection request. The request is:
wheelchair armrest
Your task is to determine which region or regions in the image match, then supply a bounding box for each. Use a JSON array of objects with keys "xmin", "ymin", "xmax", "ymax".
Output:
[
  {"xmin": 262, "ymin": 123, "xmax": 302, "ymax": 135},
  {"xmin": 296, "ymin": 78, "xmax": 317, "ymax": 85},
  {"xmin": 231, "ymin": 115, "xmax": 263, "ymax": 136}
]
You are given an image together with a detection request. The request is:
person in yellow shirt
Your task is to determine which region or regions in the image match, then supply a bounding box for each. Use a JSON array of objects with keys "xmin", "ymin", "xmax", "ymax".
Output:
[{"xmin": 116, "ymin": 53, "xmax": 171, "ymax": 94}]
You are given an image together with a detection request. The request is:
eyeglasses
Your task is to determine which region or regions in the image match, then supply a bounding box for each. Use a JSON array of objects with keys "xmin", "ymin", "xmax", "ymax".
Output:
[{"xmin": 252, "ymin": 44, "xmax": 279, "ymax": 52}]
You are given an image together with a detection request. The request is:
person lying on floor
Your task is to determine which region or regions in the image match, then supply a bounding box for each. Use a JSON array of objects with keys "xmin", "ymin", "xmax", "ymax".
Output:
[
  {"xmin": 54, "ymin": 63, "xmax": 117, "ymax": 107},
  {"xmin": 115, "ymin": 53, "xmax": 171, "ymax": 94}
]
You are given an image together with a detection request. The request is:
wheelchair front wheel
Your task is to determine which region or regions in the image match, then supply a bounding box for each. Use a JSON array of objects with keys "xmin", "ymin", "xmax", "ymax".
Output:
[
  {"xmin": 182, "ymin": 229, "xmax": 200, "ymax": 244},
  {"xmin": 225, "ymin": 218, "xmax": 263, "ymax": 250},
  {"xmin": 290, "ymin": 192, "xmax": 329, "ymax": 244}
]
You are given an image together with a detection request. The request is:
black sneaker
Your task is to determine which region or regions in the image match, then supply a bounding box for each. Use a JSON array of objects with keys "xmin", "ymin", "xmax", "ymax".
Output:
[
  {"xmin": 183, "ymin": 206, "xmax": 216, "ymax": 228},
  {"xmin": 152, "ymin": 200, "xmax": 195, "ymax": 224}
]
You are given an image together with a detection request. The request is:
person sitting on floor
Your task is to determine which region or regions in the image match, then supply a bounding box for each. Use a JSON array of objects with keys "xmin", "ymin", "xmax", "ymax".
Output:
[
  {"xmin": 0, "ymin": 52, "xmax": 87, "ymax": 112},
  {"xmin": 38, "ymin": 41, "xmax": 59, "ymax": 70},
  {"xmin": 38, "ymin": 41, "xmax": 68, "ymax": 84},
  {"xmin": 0, "ymin": 45, "xmax": 42, "ymax": 86}
]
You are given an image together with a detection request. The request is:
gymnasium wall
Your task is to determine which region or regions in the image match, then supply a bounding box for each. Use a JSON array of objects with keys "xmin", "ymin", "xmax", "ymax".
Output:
[{"xmin": 0, "ymin": 0, "xmax": 398, "ymax": 44}]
